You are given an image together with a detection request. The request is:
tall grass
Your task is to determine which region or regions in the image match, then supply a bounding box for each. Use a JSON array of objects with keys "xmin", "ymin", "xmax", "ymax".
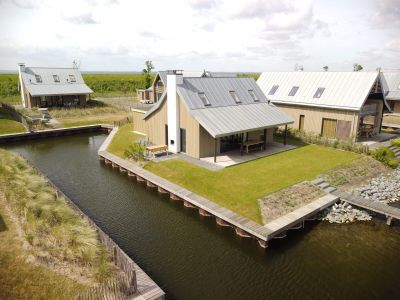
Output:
[{"xmin": 0, "ymin": 149, "xmax": 112, "ymax": 282}]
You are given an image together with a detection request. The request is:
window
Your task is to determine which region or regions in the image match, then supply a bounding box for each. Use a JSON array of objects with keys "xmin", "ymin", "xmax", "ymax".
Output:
[
  {"xmin": 69, "ymin": 75, "xmax": 76, "ymax": 82},
  {"xmin": 198, "ymin": 92, "xmax": 211, "ymax": 106},
  {"xmin": 35, "ymin": 74, "xmax": 42, "ymax": 83},
  {"xmin": 299, "ymin": 115, "xmax": 305, "ymax": 130},
  {"xmin": 313, "ymin": 87, "xmax": 325, "ymax": 98},
  {"xmin": 288, "ymin": 86, "xmax": 299, "ymax": 96},
  {"xmin": 268, "ymin": 85, "xmax": 279, "ymax": 95},
  {"xmin": 248, "ymin": 90, "xmax": 259, "ymax": 102},
  {"xmin": 53, "ymin": 75, "xmax": 60, "ymax": 83},
  {"xmin": 229, "ymin": 91, "xmax": 241, "ymax": 103}
]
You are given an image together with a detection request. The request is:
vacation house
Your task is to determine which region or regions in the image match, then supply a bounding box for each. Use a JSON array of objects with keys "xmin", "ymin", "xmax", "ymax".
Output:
[
  {"xmin": 133, "ymin": 70, "xmax": 293, "ymax": 161},
  {"xmin": 257, "ymin": 71, "xmax": 385, "ymax": 140},
  {"xmin": 18, "ymin": 63, "xmax": 93, "ymax": 108},
  {"xmin": 380, "ymin": 70, "xmax": 400, "ymax": 113}
]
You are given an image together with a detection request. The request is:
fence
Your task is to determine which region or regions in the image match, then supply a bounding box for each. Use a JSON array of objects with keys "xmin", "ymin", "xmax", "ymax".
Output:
[
  {"xmin": 113, "ymin": 116, "xmax": 133, "ymax": 127},
  {"xmin": 0, "ymin": 101, "xmax": 31, "ymax": 131},
  {"xmin": 21, "ymin": 156, "xmax": 138, "ymax": 299}
]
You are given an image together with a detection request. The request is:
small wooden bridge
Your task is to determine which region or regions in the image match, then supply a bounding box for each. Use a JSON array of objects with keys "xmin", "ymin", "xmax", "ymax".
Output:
[{"xmin": 333, "ymin": 190, "xmax": 400, "ymax": 225}]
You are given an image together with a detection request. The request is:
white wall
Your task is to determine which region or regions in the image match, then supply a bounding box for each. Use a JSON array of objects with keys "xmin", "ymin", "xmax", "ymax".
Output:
[
  {"xmin": 167, "ymin": 74, "xmax": 182, "ymax": 153},
  {"xmin": 18, "ymin": 64, "xmax": 27, "ymax": 108}
]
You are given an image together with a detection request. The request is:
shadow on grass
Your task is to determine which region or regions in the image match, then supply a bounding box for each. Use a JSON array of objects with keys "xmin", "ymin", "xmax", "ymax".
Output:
[
  {"xmin": 0, "ymin": 214, "xmax": 8, "ymax": 232},
  {"xmin": 0, "ymin": 107, "xmax": 18, "ymax": 122},
  {"xmin": 273, "ymin": 135, "xmax": 308, "ymax": 148}
]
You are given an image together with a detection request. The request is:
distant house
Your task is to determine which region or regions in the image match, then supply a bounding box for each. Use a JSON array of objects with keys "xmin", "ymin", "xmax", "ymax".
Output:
[
  {"xmin": 136, "ymin": 70, "xmax": 238, "ymax": 103},
  {"xmin": 18, "ymin": 63, "xmax": 93, "ymax": 108},
  {"xmin": 133, "ymin": 70, "xmax": 293, "ymax": 161},
  {"xmin": 380, "ymin": 70, "xmax": 400, "ymax": 113},
  {"xmin": 257, "ymin": 71, "xmax": 385, "ymax": 140}
]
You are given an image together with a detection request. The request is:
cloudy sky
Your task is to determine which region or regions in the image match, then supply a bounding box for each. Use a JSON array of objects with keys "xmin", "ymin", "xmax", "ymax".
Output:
[{"xmin": 0, "ymin": 0, "xmax": 399, "ymax": 72}]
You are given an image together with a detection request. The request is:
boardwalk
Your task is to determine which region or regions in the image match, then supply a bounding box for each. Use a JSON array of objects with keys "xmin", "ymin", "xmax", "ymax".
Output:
[
  {"xmin": 333, "ymin": 190, "xmax": 400, "ymax": 224},
  {"xmin": 99, "ymin": 128, "xmax": 340, "ymax": 247}
]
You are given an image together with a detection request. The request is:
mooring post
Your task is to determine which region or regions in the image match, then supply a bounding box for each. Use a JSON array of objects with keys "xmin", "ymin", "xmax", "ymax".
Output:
[{"xmin": 386, "ymin": 216, "xmax": 393, "ymax": 226}]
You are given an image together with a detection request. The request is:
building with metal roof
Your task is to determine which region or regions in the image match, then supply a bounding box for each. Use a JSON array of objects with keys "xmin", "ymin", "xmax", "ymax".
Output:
[
  {"xmin": 257, "ymin": 71, "xmax": 385, "ymax": 141},
  {"xmin": 133, "ymin": 71, "xmax": 293, "ymax": 161},
  {"xmin": 18, "ymin": 63, "xmax": 93, "ymax": 108},
  {"xmin": 380, "ymin": 70, "xmax": 400, "ymax": 113}
]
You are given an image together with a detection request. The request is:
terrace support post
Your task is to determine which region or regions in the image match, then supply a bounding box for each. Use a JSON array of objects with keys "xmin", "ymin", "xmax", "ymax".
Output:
[
  {"xmin": 263, "ymin": 128, "xmax": 267, "ymax": 150},
  {"xmin": 386, "ymin": 216, "xmax": 393, "ymax": 226},
  {"xmin": 284, "ymin": 125, "xmax": 288, "ymax": 145},
  {"xmin": 240, "ymin": 133, "xmax": 244, "ymax": 156},
  {"xmin": 214, "ymin": 138, "xmax": 217, "ymax": 163}
]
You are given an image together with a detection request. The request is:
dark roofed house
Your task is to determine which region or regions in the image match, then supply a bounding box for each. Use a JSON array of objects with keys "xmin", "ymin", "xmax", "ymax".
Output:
[
  {"xmin": 133, "ymin": 70, "xmax": 293, "ymax": 163},
  {"xmin": 380, "ymin": 70, "xmax": 400, "ymax": 113},
  {"xmin": 18, "ymin": 63, "xmax": 93, "ymax": 108}
]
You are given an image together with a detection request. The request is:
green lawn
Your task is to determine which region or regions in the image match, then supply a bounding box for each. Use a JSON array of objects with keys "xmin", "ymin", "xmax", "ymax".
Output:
[
  {"xmin": 145, "ymin": 145, "xmax": 360, "ymax": 223},
  {"xmin": 0, "ymin": 108, "xmax": 26, "ymax": 134},
  {"xmin": 107, "ymin": 123, "xmax": 143, "ymax": 157}
]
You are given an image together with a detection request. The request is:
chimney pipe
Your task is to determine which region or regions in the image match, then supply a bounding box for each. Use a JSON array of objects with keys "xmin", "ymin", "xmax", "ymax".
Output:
[
  {"xmin": 18, "ymin": 63, "xmax": 25, "ymax": 72},
  {"xmin": 166, "ymin": 70, "xmax": 183, "ymax": 153}
]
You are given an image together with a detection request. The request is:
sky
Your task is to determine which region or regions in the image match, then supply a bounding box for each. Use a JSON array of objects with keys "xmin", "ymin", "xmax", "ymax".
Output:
[{"xmin": 0, "ymin": 0, "xmax": 399, "ymax": 72}]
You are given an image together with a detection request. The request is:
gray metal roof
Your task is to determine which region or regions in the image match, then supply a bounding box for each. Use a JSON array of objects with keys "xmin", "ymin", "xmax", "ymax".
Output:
[
  {"xmin": 157, "ymin": 70, "xmax": 206, "ymax": 86},
  {"xmin": 257, "ymin": 71, "xmax": 379, "ymax": 111},
  {"xmin": 380, "ymin": 70, "xmax": 400, "ymax": 101},
  {"xmin": 21, "ymin": 67, "xmax": 93, "ymax": 96},
  {"xmin": 144, "ymin": 76, "xmax": 293, "ymax": 136},
  {"xmin": 191, "ymin": 103, "xmax": 293, "ymax": 138},
  {"xmin": 177, "ymin": 77, "xmax": 268, "ymax": 110}
]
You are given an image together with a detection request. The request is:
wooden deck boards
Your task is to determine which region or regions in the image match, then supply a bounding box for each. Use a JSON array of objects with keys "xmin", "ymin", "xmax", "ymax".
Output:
[{"xmin": 333, "ymin": 190, "xmax": 400, "ymax": 220}]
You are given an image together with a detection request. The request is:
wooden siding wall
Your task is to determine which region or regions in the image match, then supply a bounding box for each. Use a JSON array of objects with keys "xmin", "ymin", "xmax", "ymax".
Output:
[
  {"xmin": 133, "ymin": 110, "xmax": 147, "ymax": 135},
  {"xmin": 199, "ymin": 125, "xmax": 218, "ymax": 158},
  {"xmin": 144, "ymin": 99, "xmax": 168, "ymax": 145},
  {"xmin": 179, "ymin": 96, "xmax": 201, "ymax": 158},
  {"xmin": 274, "ymin": 103, "xmax": 359, "ymax": 138}
]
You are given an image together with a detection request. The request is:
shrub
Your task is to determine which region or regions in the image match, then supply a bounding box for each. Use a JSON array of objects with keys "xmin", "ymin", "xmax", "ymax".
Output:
[
  {"xmin": 124, "ymin": 141, "xmax": 146, "ymax": 161},
  {"xmin": 371, "ymin": 146, "xmax": 399, "ymax": 168},
  {"xmin": 390, "ymin": 138, "xmax": 400, "ymax": 149}
]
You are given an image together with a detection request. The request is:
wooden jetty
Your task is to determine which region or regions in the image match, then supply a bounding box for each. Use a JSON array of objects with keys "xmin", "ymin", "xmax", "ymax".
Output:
[
  {"xmin": 99, "ymin": 128, "xmax": 341, "ymax": 248},
  {"xmin": 333, "ymin": 190, "xmax": 400, "ymax": 226}
]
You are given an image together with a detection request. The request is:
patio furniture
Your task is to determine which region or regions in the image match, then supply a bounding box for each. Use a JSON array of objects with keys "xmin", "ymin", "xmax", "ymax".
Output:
[
  {"xmin": 146, "ymin": 144, "xmax": 168, "ymax": 158},
  {"xmin": 243, "ymin": 140, "xmax": 264, "ymax": 154}
]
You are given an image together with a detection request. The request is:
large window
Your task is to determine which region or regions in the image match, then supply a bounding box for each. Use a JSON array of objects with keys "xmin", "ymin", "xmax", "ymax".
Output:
[
  {"xmin": 248, "ymin": 89, "xmax": 259, "ymax": 102},
  {"xmin": 69, "ymin": 75, "xmax": 76, "ymax": 82},
  {"xmin": 35, "ymin": 74, "xmax": 42, "ymax": 83},
  {"xmin": 53, "ymin": 75, "xmax": 60, "ymax": 83},
  {"xmin": 313, "ymin": 87, "xmax": 325, "ymax": 98},
  {"xmin": 268, "ymin": 85, "xmax": 279, "ymax": 95},
  {"xmin": 229, "ymin": 91, "xmax": 241, "ymax": 103},
  {"xmin": 288, "ymin": 86, "xmax": 299, "ymax": 96},
  {"xmin": 198, "ymin": 92, "xmax": 211, "ymax": 106}
]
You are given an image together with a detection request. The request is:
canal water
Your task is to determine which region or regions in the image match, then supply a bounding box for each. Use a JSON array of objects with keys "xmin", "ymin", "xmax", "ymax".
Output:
[{"xmin": 4, "ymin": 133, "xmax": 400, "ymax": 300}]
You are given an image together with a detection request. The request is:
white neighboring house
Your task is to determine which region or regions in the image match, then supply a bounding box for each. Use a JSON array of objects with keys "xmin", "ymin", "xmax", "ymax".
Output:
[
  {"xmin": 18, "ymin": 63, "xmax": 93, "ymax": 108},
  {"xmin": 380, "ymin": 69, "xmax": 400, "ymax": 113},
  {"xmin": 257, "ymin": 71, "xmax": 385, "ymax": 140}
]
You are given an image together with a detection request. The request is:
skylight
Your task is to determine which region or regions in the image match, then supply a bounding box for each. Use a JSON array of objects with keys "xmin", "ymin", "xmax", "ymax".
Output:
[
  {"xmin": 53, "ymin": 75, "xmax": 60, "ymax": 83},
  {"xmin": 198, "ymin": 92, "xmax": 211, "ymax": 106},
  {"xmin": 229, "ymin": 91, "xmax": 241, "ymax": 103},
  {"xmin": 69, "ymin": 75, "xmax": 76, "ymax": 82},
  {"xmin": 268, "ymin": 85, "xmax": 279, "ymax": 95},
  {"xmin": 35, "ymin": 74, "xmax": 42, "ymax": 83},
  {"xmin": 248, "ymin": 90, "xmax": 259, "ymax": 101},
  {"xmin": 288, "ymin": 86, "xmax": 299, "ymax": 96},
  {"xmin": 313, "ymin": 87, "xmax": 325, "ymax": 98}
]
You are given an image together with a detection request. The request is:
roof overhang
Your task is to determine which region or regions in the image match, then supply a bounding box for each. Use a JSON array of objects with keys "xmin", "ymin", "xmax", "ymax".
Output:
[{"xmin": 271, "ymin": 100, "xmax": 361, "ymax": 112}]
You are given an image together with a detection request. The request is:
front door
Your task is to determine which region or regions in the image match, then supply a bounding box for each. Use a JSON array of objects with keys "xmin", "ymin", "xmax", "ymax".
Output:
[{"xmin": 180, "ymin": 128, "xmax": 186, "ymax": 153}]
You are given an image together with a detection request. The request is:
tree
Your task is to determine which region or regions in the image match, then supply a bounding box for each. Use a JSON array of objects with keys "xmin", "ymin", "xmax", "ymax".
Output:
[
  {"xmin": 323, "ymin": 66, "xmax": 329, "ymax": 72},
  {"xmin": 353, "ymin": 63, "xmax": 363, "ymax": 72},
  {"xmin": 142, "ymin": 61, "xmax": 154, "ymax": 88}
]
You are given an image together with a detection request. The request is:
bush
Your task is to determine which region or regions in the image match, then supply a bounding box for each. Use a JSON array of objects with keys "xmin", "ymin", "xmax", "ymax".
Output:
[
  {"xmin": 275, "ymin": 128, "xmax": 370, "ymax": 154},
  {"xmin": 371, "ymin": 146, "xmax": 399, "ymax": 168},
  {"xmin": 124, "ymin": 141, "xmax": 146, "ymax": 161},
  {"xmin": 390, "ymin": 138, "xmax": 400, "ymax": 149}
]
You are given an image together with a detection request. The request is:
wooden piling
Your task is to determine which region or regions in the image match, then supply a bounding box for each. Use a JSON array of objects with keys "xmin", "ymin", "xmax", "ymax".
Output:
[
  {"xmin": 258, "ymin": 240, "xmax": 268, "ymax": 249},
  {"xmin": 199, "ymin": 208, "xmax": 212, "ymax": 217},
  {"xmin": 119, "ymin": 167, "xmax": 127, "ymax": 173},
  {"xmin": 157, "ymin": 186, "xmax": 168, "ymax": 194},
  {"xmin": 235, "ymin": 227, "xmax": 251, "ymax": 238},
  {"xmin": 128, "ymin": 172, "xmax": 136, "ymax": 178},
  {"xmin": 386, "ymin": 216, "xmax": 393, "ymax": 226},
  {"xmin": 136, "ymin": 176, "xmax": 145, "ymax": 182},
  {"xmin": 184, "ymin": 201, "xmax": 196, "ymax": 208},
  {"xmin": 170, "ymin": 193, "xmax": 181, "ymax": 201},
  {"xmin": 146, "ymin": 180, "xmax": 156, "ymax": 188},
  {"xmin": 216, "ymin": 217, "xmax": 230, "ymax": 227}
]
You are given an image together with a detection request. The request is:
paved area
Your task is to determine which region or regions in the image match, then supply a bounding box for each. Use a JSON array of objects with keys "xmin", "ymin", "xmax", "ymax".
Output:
[
  {"xmin": 358, "ymin": 132, "xmax": 398, "ymax": 149},
  {"xmin": 201, "ymin": 142, "xmax": 296, "ymax": 167}
]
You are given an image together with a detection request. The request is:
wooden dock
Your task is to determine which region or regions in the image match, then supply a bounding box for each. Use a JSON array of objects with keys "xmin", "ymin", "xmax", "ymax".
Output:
[
  {"xmin": 264, "ymin": 194, "xmax": 339, "ymax": 238},
  {"xmin": 333, "ymin": 190, "xmax": 400, "ymax": 225},
  {"xmin": 99, "ymin": 128, "xmax": 341, "ymax": 248}
]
